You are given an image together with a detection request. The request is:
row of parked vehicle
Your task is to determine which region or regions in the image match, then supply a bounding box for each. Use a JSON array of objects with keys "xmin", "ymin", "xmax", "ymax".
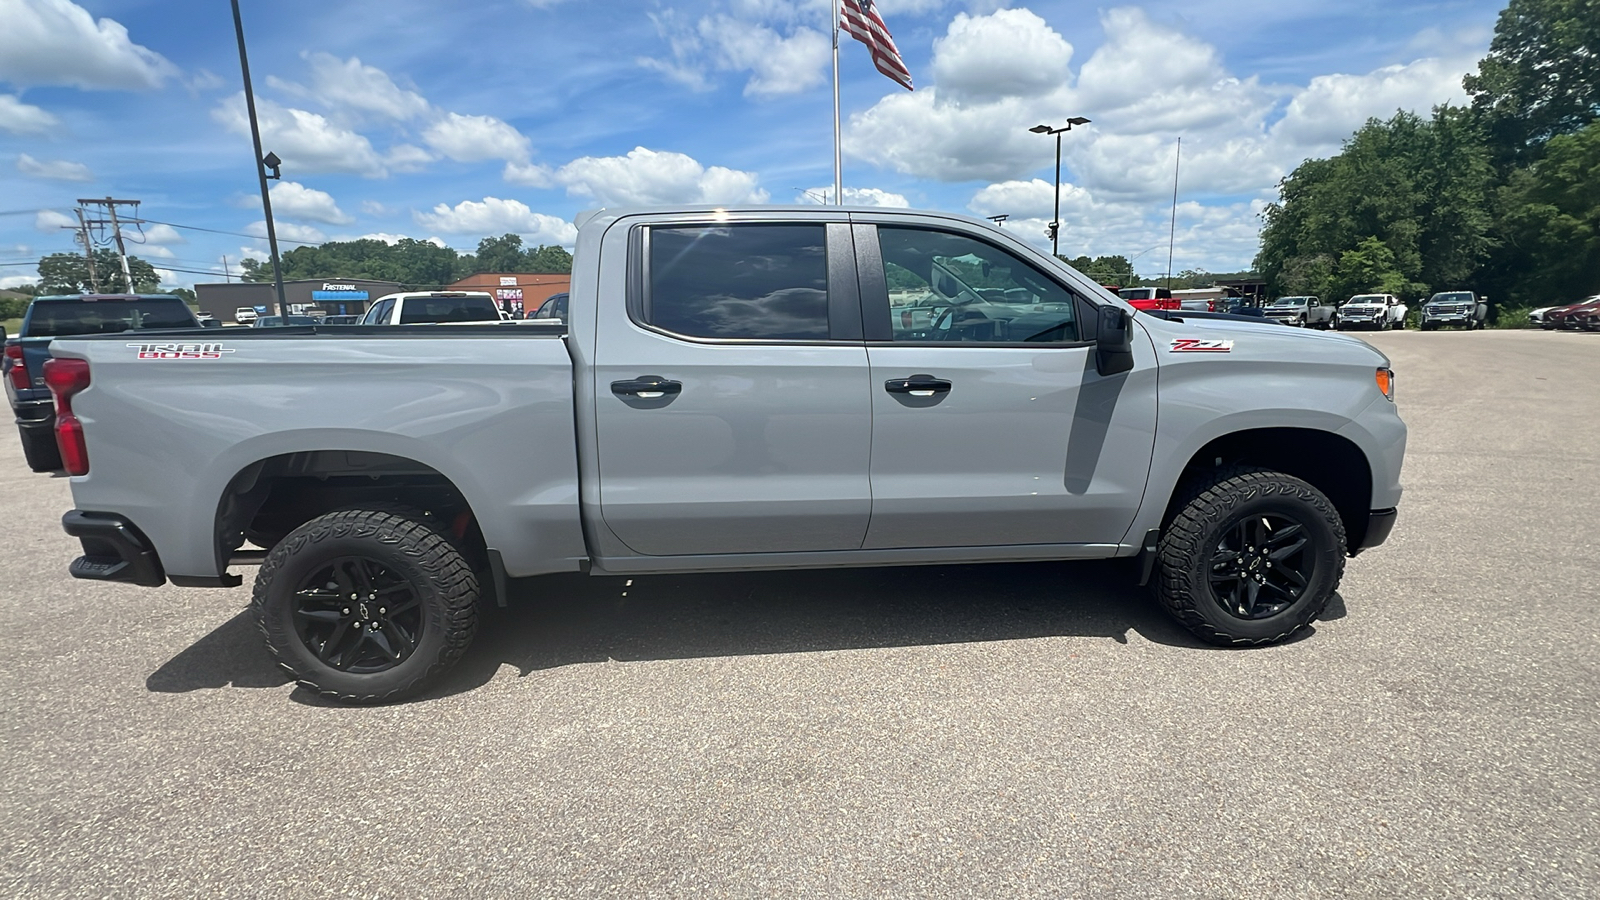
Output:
[{"xmin": 1529, "ymin": 296, "xmax": 1600, "ymax": 331}]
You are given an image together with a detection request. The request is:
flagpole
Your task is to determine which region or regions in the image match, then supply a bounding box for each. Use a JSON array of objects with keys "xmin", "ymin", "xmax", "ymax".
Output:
[{"xmin": 832, "ymin": 0, "xmax": 842, "ymax": 205}]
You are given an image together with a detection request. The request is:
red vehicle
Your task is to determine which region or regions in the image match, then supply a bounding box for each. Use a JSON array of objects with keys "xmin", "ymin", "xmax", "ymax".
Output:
[
  {"xmin": 1544, "ymin": 296, "xmax": 1600, "ymax": 330},
  {"xmin": 1117, "ymin": 286, "xmax": 1182, "ymax": 311}
]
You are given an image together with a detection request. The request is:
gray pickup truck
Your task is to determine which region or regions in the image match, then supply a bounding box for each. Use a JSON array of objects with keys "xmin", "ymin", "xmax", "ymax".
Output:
[
  {"xmin": 1261, "ymin": 296, "xmax": 1335, "ymax": 329},
  {"xmin": 46, "ymin": 206, "xmax": 1406, "ymax": 703},
  {"xmin": 1420, "ymin": 291, "xmax": 1488, "ymax": 330}
]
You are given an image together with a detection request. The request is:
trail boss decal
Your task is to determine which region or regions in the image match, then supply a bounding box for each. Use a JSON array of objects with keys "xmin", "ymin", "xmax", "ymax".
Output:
[
  {"xmin": 1169, "ymin": 338, "xmax": 1234, "ymax": 353},
  {"xmin": 127, "ymin": 342, "xmax": 236, "ymax": 360}
]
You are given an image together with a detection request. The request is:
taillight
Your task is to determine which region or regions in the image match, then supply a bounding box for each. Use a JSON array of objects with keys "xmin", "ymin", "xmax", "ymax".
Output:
[
  {"xmin": 43, "ymin": 357, "xmax": 92, "ymax": 475},
  {"xmin": 4, "ymin": 344, "xmax": 26, "ymax": 391}
]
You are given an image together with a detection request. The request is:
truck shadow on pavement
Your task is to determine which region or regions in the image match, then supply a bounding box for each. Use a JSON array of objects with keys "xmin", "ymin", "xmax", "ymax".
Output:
[{"xmin": 147, "ymin": 559, "xmax": 1342, "ymax": 703}]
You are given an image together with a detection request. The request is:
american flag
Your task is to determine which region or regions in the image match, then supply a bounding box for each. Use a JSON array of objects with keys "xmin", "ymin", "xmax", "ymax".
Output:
[{"xmin": 840, "ymin": 0, "xmax": 913, "ymax": 91}]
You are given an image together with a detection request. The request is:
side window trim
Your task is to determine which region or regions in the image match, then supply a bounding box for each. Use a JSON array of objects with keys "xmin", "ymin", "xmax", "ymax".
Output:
[
  {"xmin": 852, "ymin": 223, "xmax": 1096, "ymax": 347},
  {"xmin": 627, "ymin": 221, "xmax": 860, "ymax": 345}
]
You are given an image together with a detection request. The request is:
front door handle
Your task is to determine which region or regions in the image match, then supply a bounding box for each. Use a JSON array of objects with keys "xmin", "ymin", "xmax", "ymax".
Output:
[
  {"xmin": 884, "ymin": 375, "xmax": 952, "ymax": 398},
  {"xmin": 611, "ymin": 376, "xmax": 682, "ymax": 399}
]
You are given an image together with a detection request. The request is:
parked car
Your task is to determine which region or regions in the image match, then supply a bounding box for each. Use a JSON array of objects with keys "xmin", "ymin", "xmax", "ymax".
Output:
[
  {"xmin": 45, "ymin": 204, "xmax": 1406, "ymax": 703},
  {"xmin": 234, "ymin": 307, "xmax": 259, "ymax": 325},
  {"xmin": 1116, "ymin": 286, "xmax": 1182, "ymax": 311},
  {"xmin": 360, "ymin": 291, "xmax": 503, "ymax": 325},
  {"xmin": 1420, "ymin": 291, "xmax": 1488, "ymax": 330},
  {"xmin": 1545, "ymin": 296, "xmax": 1600, "ymax": 330},
  {"xmin": 1336, "ymin": 294, "xmax": 1408, "ymax": 330},
  {"xmin": 531, "ymin": 292, "xmax": 568, "ymax": 321},
  {"xmin": 251, "ymin": 315, "xmax": 319, "ymax": 327},
  {"xmin": 1262, "ymin": 296, "xmax": 1336, "ymax": 329},
  {"xmin": 1528, "ymin": 306, "xmax": 1562, "ymax": 326},
  {"xmin": 4, "ymin": 293, "xmax": 200, "ymax": 471}
]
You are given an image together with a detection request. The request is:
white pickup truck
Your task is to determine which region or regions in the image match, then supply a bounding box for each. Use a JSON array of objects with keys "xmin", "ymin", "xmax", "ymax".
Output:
[
  {"xmin": 44, "ymin": 205, "xmax": 1406, "ymax": 703},
  {"xmin": 358, "ymin": 291, "xmax": 506, "ymax": 324}
]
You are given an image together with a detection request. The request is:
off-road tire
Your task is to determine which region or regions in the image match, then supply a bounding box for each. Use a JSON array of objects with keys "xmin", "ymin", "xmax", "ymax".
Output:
[
  {"xmin": 18, "ymin": 426, "xmax": 62, "ymax": 472},
  {"xmin": 1157, "ymin": 467, "xmax": 1346, "ymax": 646},
  {"xmin": 253, "ymin": 507, "xmax": 478, "ymax": 704}
]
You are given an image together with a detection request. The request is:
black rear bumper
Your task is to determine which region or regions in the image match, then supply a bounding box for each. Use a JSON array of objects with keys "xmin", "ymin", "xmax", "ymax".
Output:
[
  {"xmin": 12, "ymin": 396, "xmax": 54, "ymax": 433},
  {"xmin": 1351, "ymin": 508, "xmax": 1398, "ymax": 556},
  {"xmin": 62, "ymin": 511, "xmax": 166, "ymax": 587}
]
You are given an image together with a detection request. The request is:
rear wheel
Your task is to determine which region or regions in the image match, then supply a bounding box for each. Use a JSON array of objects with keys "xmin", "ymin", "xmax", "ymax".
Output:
[
  {"xmin": 253, "ymin": 507, "xmax": 478, "ymax": 704},
  {"xmin": 18, "ymin": 426, "xmax": 62, "ymax": 472},
  {"xmin": 1156, "ymin": 468, "xmax": 1346, "ymax": 645}
]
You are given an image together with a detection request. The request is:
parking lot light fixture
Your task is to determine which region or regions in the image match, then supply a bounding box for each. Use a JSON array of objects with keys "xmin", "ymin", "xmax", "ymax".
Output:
[{"xmin": 1030, "ymin": 118, "xmax": 1091, "ymax": 257}]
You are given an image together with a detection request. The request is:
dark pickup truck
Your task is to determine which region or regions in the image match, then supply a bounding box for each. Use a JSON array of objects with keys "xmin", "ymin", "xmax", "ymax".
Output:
[{"xmin": 3, "ymin": 293, "xmax": 199, "ymax": 471}]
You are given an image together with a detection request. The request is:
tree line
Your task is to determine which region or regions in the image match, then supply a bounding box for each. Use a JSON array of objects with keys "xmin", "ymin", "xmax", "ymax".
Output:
[
  {"xmin": 1257, "ymin": 0, "xmax": 1598, "ymax": 315},
  {"xmin": 237, "ymin": 233, "xmax": 572, "ymax": 288}
]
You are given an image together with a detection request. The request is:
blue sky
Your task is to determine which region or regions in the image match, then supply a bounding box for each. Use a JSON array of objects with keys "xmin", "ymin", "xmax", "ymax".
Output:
[{"xmin": 1, "ymin": 0, "xmax": 1507, "ymax": 288}]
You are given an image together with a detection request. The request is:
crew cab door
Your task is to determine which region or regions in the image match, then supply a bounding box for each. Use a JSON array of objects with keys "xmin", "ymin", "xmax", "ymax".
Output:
[
  {"xmin": 853, "ymin": 220, "xmax": 1157, "ymax": 549},
  {"xmin": 590, "ymin": 217, "xmax": 873, "ymax": 556}
]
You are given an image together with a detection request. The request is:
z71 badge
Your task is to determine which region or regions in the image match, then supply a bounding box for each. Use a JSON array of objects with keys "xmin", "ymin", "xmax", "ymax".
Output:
[
  {"xmin": 1170, "ymin": 338, "xmax": 1234, "ymax": 353},
  {"xmin": 127, "ymin": 342, "xmax": 236, "ymax": 360}
]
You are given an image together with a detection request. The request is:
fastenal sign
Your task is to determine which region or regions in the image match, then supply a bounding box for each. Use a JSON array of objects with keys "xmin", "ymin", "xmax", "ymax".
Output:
[{"xmin": 312, "ymin": 282, "xmax": 369, "ymax": 301}]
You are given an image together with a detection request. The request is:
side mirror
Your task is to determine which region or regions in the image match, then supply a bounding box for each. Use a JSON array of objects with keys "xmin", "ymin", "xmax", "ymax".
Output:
[{"xmin": 1095, "ymin": 305, "xmax": 1134, "ymax": 376}]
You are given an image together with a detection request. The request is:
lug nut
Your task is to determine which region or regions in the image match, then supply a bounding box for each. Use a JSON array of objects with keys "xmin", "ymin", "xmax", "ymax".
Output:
[{"xmin": 342, "ymin": 608, "xmax": 350, "ymax": 615}]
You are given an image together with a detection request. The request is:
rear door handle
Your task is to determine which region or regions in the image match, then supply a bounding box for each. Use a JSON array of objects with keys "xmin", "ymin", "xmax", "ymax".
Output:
[
  {"xmin": 884, "ymin": 375, "xmax": 952, "ymax": 397},
  {"xmin": 611, "ymin": 376, "xmax": 682, "ymax": 399}
]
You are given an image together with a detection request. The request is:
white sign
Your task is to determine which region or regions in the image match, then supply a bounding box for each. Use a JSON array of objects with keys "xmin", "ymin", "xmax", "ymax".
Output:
[
  {"xmin": 322, "ymin": 283, "xmax": 356, "ymax": 291},
  {"xmin": 499, "ymin": 276, "xmax": 518, "ymax": 286}
]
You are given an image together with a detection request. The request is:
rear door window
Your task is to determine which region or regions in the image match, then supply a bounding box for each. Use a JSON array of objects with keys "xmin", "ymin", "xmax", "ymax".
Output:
[{"xmin": 645, "ymin": 224, "xmax": 830, "ymax": 340}]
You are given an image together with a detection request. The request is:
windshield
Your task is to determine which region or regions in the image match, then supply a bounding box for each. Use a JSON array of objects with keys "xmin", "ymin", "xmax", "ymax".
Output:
[
  {"xmin": 398, "ymin": 295, "xmax": 500, "ymax": 324},
  {"xmin": 24, "ymin": 299, "xmax": 196, "ymax": 337},
  {"xmin": 1271, "ymin": 297, "xmax": 1306, "ymax": 306},
  {"xmin": 1431, "ymin": 292, "xmax": 1472, "ymax": 302},
  {"xmin": 1348, "ymin": 295, "xmax": 1385, "ymax": 303}
]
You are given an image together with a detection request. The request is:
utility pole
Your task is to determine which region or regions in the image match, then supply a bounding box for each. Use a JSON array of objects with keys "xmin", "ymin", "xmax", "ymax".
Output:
[
  {"xmin": 223, "ymin": 255, "xmax": 232, "ymax": 282},
  {"xmin": 70, "ymin": 208, "xmax": 101, "ymax": 293},
  {"xmin": 79, "ymin": 197, "xmax": 142, "ymax": 293}
]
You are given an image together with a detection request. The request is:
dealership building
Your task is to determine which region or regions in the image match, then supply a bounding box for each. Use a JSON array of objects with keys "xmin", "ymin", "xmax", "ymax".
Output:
[{"xmin": 194, "ymin": 279, "xmax": 402, "ymax": 323}]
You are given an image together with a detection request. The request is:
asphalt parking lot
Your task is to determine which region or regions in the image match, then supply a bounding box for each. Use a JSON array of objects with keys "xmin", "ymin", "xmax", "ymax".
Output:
[{"xmin": 2, "ymin": 328, "xmax": 1596, "ymax": 898}]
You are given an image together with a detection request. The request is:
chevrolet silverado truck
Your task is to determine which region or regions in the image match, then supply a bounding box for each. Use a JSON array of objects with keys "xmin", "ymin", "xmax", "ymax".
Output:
[
  {"xmin": 1262, "ymin": 296, "xmax": 1335, "ymax": 329},
  {"xmin": 45, "ymin": 206, "xmax": 1406, "ymax": 703},
  {"xmin": 5, "ymin": 293, "xmax": 199, "ymax": 472}
]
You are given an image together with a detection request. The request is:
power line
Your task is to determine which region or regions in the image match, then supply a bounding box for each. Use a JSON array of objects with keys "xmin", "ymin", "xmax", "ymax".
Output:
[{"xmin": 130, "ymin": 217, "xmax": 323, "ymax": 246}]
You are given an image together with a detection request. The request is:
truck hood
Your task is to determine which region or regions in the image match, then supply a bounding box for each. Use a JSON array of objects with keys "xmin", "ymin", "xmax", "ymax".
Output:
[{"xmin": 1136, "ymin": 310, "xmax": 1389, "ymax": 367}]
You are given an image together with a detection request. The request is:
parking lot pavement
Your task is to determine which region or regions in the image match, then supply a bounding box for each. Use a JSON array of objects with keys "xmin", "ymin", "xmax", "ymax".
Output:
[{"xmin": 2, "ymin": 329, "xmax": 1596, "ymax": 898}]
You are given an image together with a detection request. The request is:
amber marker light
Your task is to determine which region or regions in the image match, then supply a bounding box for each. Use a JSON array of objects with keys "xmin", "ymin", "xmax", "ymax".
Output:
[{"xmin": 1375, "ymin": 367, "xmax": 1394, "ymax": 401}]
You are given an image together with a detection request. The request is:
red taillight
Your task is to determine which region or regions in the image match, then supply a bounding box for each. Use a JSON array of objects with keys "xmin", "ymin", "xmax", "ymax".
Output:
[
  {"xmin": 43, "ymin": 357, "xmax": 91, "ymax": 475},
  {"xmin": 4, "ymin": 344, "xmax": 26, "ymax": 391}
]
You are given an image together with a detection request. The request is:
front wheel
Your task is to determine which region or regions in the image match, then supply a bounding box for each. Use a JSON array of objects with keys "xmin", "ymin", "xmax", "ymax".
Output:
[
  {"xmin": 1156, "ymin": 468, "xmax": 1346, "ymax": 645},
  {"xmin": 253, "ymin": 507, "xmax": 479, "ymax": 704},
  {"xmin": 1330, "ymin": 315, "xmax": 1342, "ymax": 331}
]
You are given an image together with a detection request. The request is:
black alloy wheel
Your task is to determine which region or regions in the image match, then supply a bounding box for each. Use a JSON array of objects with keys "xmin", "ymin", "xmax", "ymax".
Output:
[
  {"xmin": 1156, "ymin": 467, "xmax": 1346, "ymax": 646},
  {"xmin": 1207, "ymin": 514, "xmax": 1313, "ymax": 620},
  {"xmin": 291, "ymin": 556, "xmax": 424, "ymax": 674}
]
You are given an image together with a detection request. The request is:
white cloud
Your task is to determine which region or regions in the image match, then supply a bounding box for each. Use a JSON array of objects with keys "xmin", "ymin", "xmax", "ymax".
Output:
[
  {"xmin": 422, "ymin": 112, "xmax": 531, "ymax": 164},
  {"xmin": 0, "ymin": 0, "xmax": 177, "ymax": 90},
  {"xmin": 280, "ymin": 52, "xmax": 432, "ymax": 121},
  {"xmin": 553, "ymin": 147, "xmax": 768, "ymax": 206},
  {"xmin": 357, "ymin": 233, "xmax": 447, "ymax": 248},
  {"xmin": 799, "ymin": 186, "xmax": 911, "ymax": 207},
  {"xmin": 140, "ymin": 244, "xmax": 176, "ymax": 259},
  {"xmin": 503, "ymin": 161, "xmax": 554, "ymax": 187},
  {"xmin": 640, "ymin": 7, "xmax": 830, "ymax": 97},
  {"xmin": 414, "ymin": 197, "xmax": 577, "ymax": 246},
  {"xmin": 360, "ymin": 200, "xmax": 392, "ymax": 217},
  {"xmin": 134, "ymin": 223, "xmax": 185, "ymax": 245},
  {"xmin": 1272, "ymin": 55, "xmax": 1476, "ymax": 151},
  {"xmin": 0, "ymin": 94, "xmax": 58, "ymax": 134},
  {"xmin": 213, "ymin": 94, "xmax": 388, "ymax": 177},
  {"xmin": 246, "ymin": 220, "xmax": 327, "ymax": 244},
  {"xmin": 34, "ymin": 209, "xmax": 74, "ymax": 232},
  {"xmin": 269, "ymin": 181, "xmax": 354, "ymax": 225},
  {"xmin": 1, "ymin": 274, "xmax": 40, "ymax": 290},
  {"xmin": 932, "ymin": 9, "xmax": 1073, "ymax": 102},
  {"xmin": 16, "ymin": 153, "xmax": 92, "ymax": 182},
  {"xmin": 386, "ymin": 144, "xmax": 434, "ymax": 172}
]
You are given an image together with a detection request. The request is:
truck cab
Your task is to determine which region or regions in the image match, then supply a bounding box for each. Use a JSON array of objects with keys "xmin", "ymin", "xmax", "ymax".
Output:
[{"xmin": 359, "ymin": 291, "xmax": 503, "ymax": 325}]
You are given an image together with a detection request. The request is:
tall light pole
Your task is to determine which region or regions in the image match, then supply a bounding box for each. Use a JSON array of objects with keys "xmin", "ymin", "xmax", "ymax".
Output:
[
  {"xmin": 231, "ymin": 0, "xmax": 289, "ymax": 321},
  {"xmin": 1030, "ymin": 117, "xmax": 1090, "ymax": 258}
]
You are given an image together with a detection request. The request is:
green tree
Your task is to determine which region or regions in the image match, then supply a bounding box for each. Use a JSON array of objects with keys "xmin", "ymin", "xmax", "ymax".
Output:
[
  {"xmin": 38, "ymin": 250, "xmax": 160, "ymax": 293},
  {"xmin": 1493, "ymin": 123, "xmax": 1600, "ymax": 303},
  {"xmin": 526, "ymin": 244, "xmax": 573, "ymax": 274},
  {"xmin": 1331, "ymin": 237, "xmax": 1425, "ymax": 300},
  {"xmin": 474, "ymin": 234, "xmax": 525, "ymax": 273},
  {"xmin": 1464, "ymin": 0, "xmax": 1600, "ymax": 162}
]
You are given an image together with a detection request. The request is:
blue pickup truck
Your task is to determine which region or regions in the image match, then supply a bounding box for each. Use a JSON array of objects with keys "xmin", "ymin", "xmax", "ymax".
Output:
[
  {"xmin": 4, "ymin": 293, "xmax": 199, "ymax": 471},
  {"xmin": 44, "ymin": 206, "xmax": 1406, "ymax": 704}
]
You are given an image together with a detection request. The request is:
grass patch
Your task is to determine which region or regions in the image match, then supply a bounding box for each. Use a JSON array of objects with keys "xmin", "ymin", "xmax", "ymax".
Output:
[
  {"xmin": 1490, "ymin": 306, "xmax": 1538, "ymax": 329},
  {"xmin": 2, "ymin": 317, "xmax": 21, "ymax": 338}
]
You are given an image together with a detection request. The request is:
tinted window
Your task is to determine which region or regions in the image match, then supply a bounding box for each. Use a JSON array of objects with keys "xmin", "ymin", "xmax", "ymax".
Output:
[
  {"xmin": 878, "ymin": 227, "xmax": 1079, "ymax": 343},
  {"xmin": 647, "ymin": 225, "xmax": 829, "ymax": 340},
  {"xmin": 25, "ymin": 299, "xmax": 196, "ymax": 337},
  {"xmin": 398, "ymin": 295, "xmax": 500, "ymax": 324},
  {"xmin": 363, "ymin": 298, "xmax": 394, "ymax": 324}
]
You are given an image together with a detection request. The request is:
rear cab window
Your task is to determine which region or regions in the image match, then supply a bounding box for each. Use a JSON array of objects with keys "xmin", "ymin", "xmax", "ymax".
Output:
[
  {"xmin": 641, "ymin": 224, "xmax": 833, "ymax": 340},
  {"xmin": 398, "ymin": 295, "xmax": 501, "ymax": 324}
]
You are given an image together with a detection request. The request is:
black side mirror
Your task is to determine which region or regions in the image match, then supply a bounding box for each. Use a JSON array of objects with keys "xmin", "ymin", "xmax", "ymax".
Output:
[{"xmin": 1095, "ymin": 305, "xmax": 1134, "ymax": 376}]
